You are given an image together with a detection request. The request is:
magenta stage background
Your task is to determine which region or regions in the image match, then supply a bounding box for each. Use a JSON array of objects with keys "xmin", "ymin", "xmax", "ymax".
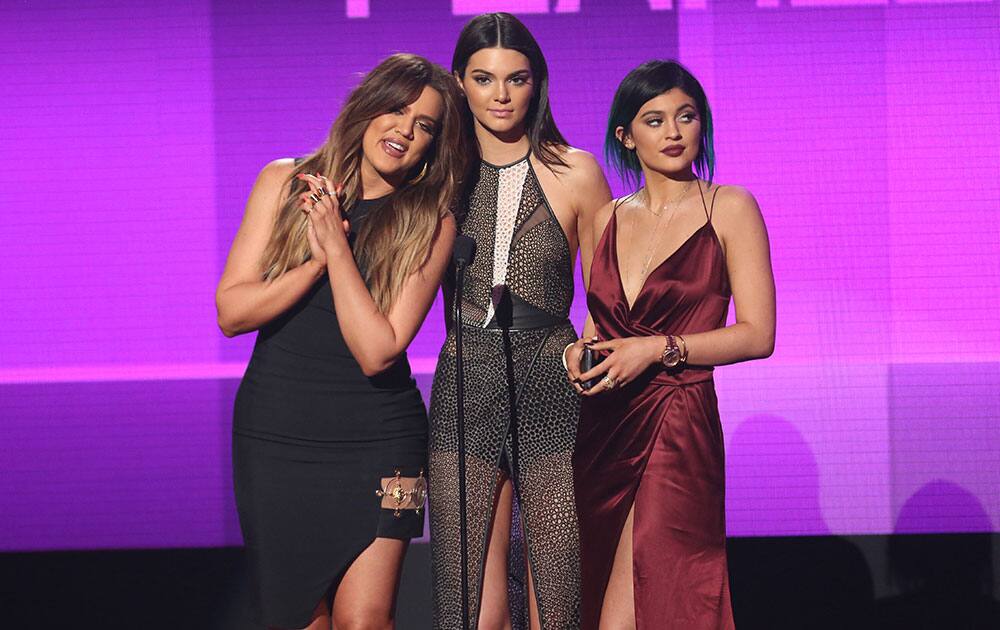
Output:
[{"xmin": 1, "ymin": 1, "xmax": 998, "ymax": 551}]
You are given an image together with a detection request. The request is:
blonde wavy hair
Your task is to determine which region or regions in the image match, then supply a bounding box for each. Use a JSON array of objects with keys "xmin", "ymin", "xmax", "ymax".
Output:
[{"xmin": 261, "ymin": 54, "xmax": 471, "ymax": 313}]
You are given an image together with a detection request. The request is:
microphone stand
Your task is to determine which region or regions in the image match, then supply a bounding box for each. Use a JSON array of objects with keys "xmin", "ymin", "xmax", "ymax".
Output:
[
  {"xmin": 452, "ymin": 239, "xmax": 472, "ymax": 630},
  {"xmin": 493, "ymin": 286, "xmax": 521, "ymax": 502}
]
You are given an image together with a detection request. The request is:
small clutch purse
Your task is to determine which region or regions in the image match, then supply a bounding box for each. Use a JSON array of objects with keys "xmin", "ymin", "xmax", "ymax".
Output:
[{"xmin": 579, "ymin": 346, "xmax": 606, "ymax": 391}]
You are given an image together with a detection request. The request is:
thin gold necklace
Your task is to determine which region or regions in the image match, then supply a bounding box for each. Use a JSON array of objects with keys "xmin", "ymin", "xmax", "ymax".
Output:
[{"xmin": 629, "ymin": 180, "xmax": 695, "ymax": 290}]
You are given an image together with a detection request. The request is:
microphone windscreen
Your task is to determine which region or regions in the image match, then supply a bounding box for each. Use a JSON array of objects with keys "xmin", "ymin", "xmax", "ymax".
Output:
[
  {"xmin": 491, "ymin": 284, "xmax": 514, "ymax": 329},
  {"xmin": 453, "ymin": 234, "xmax": 476, "ymax": 266}
]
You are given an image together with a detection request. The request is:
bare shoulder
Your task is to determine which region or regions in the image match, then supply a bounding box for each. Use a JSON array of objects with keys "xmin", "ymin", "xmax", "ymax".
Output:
[
  {"xmin": 708, "ymin": 184, "xmax": 768, "ymax": 250},
  {"xmin": 256, "ymin": 158, "xmax": 297, "ymax": 189},
  {"xmin": 238, "ymin": 158, "xmax": 297, "ymax": 229},
  {"xmin": 548, "ymin": 145, "xmax": 612, "ymax": 215},
  {"xmin": 710, "ymin": 184, "xmax": 759, "ymax": 213},
  {"xmin": 709, "ymin": 184, "xmax": 763, "ymax": 225},
  {"xmin": 555, "ymin": 145, "xmax": 605, "ymax": 182}
]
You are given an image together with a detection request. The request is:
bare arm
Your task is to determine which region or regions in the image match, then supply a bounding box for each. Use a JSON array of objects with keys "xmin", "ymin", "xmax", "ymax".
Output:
[
  {"xmin": 562, "ymin": 154, "xmax": 613, "ymax": 384},
  {"xmin": 569, "ymin": 151, "xmax": 613, "ymax": 294},
  {"xmin": 301, "ymin": 173, "xmax": 456, "ymax": 376},
  {"xmin": 578, "ymin": 199, "xmax": 615, "ymax": 338},
  {"xmin": 326, "ymin": 216, "xmax": 455, "ymax": 376},
  {"xmin": 215, "ymin": 159, "xmax": 325, "ymax": 337},
  {"xmin": 580, "ymin": 186, "xmax": 775, "ymax": 393},
  {"xmin": 678, "ymin": 186, "xmax": 775, "ymax": 364}
]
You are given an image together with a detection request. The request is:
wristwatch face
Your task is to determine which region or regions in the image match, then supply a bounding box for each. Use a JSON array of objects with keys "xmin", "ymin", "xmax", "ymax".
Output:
[{"xmin": 662, "ymin": 347, "xmax": 681, "ymax": 367}]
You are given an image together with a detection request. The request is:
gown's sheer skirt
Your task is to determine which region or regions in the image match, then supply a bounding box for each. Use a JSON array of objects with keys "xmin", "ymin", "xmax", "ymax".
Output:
[
  {"xmin": 429, "ymin": 155, "xmax": 581, "ymax": 629},
  {"xmin": 429, "ymin": 323, "xmax": 580, "ymax": 629}
]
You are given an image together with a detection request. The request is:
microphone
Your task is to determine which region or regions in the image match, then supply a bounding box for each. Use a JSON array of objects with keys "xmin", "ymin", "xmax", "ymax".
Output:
[
  {"xmin": 491, "ymin": 284, "xmax": 513, "ymax": 330},
  {"xmin": 453, "ymin": 234, "xmax": 476, "ymax": 269}
]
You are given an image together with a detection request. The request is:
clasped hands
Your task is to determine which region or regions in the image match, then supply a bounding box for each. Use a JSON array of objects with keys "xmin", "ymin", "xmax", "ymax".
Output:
[
  {"xmin": 297, "ymin": 172, "xmax": 351, "ymax": 266},
  {"xmin": 564, "ymin": 335, "xmax": 664, "ymax": 396}
]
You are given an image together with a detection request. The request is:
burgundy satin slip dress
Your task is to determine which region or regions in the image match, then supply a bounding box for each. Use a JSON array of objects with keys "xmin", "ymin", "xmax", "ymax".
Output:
[{"xmin": 573, "ymin": 186, "xmax": 735, "ymax": 629}]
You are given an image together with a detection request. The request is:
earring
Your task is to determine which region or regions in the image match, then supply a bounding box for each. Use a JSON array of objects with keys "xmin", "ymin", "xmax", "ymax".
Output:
[{"xmin": 409, "ymin": 162, "xmax": 428, "ymax": 185}]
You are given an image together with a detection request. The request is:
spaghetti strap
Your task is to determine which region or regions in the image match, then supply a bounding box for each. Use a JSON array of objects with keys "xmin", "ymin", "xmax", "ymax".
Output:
[
  {"xmin": 697, "ymin": 180, "xmax": 711, "ymax": 223},
  {"xmin": 613, "ymin": 192, "xmax": 635, "ymax": 214},
  {"xmin": 708, "ymin": 185, "xmax": 722, "ymax": 223}
]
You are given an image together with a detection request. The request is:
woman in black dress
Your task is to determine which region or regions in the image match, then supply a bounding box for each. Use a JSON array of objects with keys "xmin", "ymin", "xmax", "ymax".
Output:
[
  {"xmin": 429, "ymin": 13, "xmax": 611, "ymax": 629},
  {"xmin": 216, "ymin": 54, "xmax": 471, "ymax": 630}
]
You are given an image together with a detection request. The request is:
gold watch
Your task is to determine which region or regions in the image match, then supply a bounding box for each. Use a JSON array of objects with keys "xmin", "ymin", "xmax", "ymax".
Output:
[{"xmin": 660, "ymin": 335, "xmax": 682, "ymax": 368}]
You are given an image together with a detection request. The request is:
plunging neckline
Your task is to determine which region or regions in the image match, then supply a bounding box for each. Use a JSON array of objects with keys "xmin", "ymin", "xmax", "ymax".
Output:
[{"xmin": 610, "ymin": 210, "xmax": 713, "ymax": 312}]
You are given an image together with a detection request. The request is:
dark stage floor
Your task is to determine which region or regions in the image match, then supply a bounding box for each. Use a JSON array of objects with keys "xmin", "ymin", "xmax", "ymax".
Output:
[{"xmin": 3, "ymin": 535, "xmax": 999, "ymax": 629}]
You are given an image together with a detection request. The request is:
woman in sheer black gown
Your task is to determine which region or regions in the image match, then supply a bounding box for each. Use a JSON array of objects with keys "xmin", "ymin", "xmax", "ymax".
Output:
[{"xmin": 428, "ymin": 13, "xmax": 611, "ymax": 630}]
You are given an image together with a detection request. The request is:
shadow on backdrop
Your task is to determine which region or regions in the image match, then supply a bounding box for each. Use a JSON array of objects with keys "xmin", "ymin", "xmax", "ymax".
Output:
[
  {"xmin": 876, "ymin": 479, "xmax": 1000, "ymax": 629},
  {"xmin": 725, "ymin": 414, "xmax": 874, "ymax": 629}
]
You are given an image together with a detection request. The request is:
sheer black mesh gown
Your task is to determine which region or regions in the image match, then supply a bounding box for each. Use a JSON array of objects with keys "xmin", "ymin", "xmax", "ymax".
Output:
[
  {"xmin": 429, "ymin": 152, "xmax": 581, "ymax": 629},
  {"xmin": 232, "ymin": 197, "xmax": 427, "ymax": 629}
]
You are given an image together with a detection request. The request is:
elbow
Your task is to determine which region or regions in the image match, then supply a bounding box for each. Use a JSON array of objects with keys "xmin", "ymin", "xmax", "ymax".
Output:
[
  {"xmin": 755, "ymin": 332, "xmax": 775, "ymax": 360},
  {"xmin": 758, "ymin": 342, "xmax": 775, "ymax": 360},
  {"xmin": 359, "ymin": 361, "xmax": 388, "ymax": 378},
  {"xmin": 216, "ymin": 294, "xmax": 238, "ymax": 337},
  {"xmin": 216, "ymin": 311, "xmax": 243, "ymax": 338},
  {"xmin": 357, "ymin": 353, "xmax": 398, "ymax": 378},
  {"xmin": 218, "ymin": 320, "xmax": 238, "ymax": 338}
]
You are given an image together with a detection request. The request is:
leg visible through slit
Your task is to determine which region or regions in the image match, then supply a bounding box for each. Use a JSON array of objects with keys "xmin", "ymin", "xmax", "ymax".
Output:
[
  {"xmin": 479, "ymin": 472, "xmax": 546, "ymax": 630},
  {"xmin": 479, "ymin": 473, "xmax": 513, "ymax": 630},
  {"xmin": 599, "ymin": 504, "xmax": 635, "ymax": 630}
]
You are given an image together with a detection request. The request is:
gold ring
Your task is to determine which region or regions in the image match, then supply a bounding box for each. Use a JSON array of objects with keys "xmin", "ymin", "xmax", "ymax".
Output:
[{"xmin": 601, "ymin": 375, "xmax": 616, "ymax": 390}]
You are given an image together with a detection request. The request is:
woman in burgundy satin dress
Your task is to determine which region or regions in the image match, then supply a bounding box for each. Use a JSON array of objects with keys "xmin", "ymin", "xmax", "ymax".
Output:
[{"xmin": 565, "ymin": 61, "xmax": 776, "ymax": 629}]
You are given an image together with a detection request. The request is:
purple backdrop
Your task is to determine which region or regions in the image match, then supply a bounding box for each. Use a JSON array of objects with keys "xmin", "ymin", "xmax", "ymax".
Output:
[{"xmin": 1, "ymin": 0, "xmax": 997, "ymax": 551}]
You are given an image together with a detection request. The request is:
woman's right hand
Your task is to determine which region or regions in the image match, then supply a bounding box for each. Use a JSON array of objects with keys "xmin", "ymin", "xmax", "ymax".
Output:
[{"xmin": 298, "ymin": 173, "xmax": 349, "ymax": 268}]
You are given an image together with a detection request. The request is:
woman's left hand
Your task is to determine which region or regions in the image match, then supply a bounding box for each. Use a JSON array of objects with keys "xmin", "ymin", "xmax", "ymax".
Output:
[
  {"xmin": 297, "ymin": 172, "xmax": 350, "ymax": 259},
  {"xmin": 578, "ymin": 335, "xmax": 663, "ymax": 396}
]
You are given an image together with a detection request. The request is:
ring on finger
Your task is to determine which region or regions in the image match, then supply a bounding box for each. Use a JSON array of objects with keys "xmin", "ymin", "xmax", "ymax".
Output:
[
  {"xmin": 308, "ymin": 193, "xmax": 321, "ymax": 204},
  {"xmin": 318, "ymin": 187, "xmax": 330, "ymax": 197},
  {"xmin": 601, "ymin": 375, "xmax": 617, "ymax": 390}
]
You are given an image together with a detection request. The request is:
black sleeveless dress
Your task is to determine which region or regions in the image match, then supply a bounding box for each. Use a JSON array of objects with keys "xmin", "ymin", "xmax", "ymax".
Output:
[
  {"xmin": 232, "ymin": 197, "xmax": 427, "ymax": 629},
  {"xmin": 429, "ymin": 153, "xmax": 581, "ymax": 629}
]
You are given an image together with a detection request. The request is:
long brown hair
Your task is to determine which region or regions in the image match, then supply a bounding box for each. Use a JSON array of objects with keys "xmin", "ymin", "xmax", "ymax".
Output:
[
  {"xmin": 452, "ymin": 13, "xmax": 568, "ymax": 170},
  {"xmin": 261, "ymin": 54, "xmax": 471, "ymax": 313}
]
